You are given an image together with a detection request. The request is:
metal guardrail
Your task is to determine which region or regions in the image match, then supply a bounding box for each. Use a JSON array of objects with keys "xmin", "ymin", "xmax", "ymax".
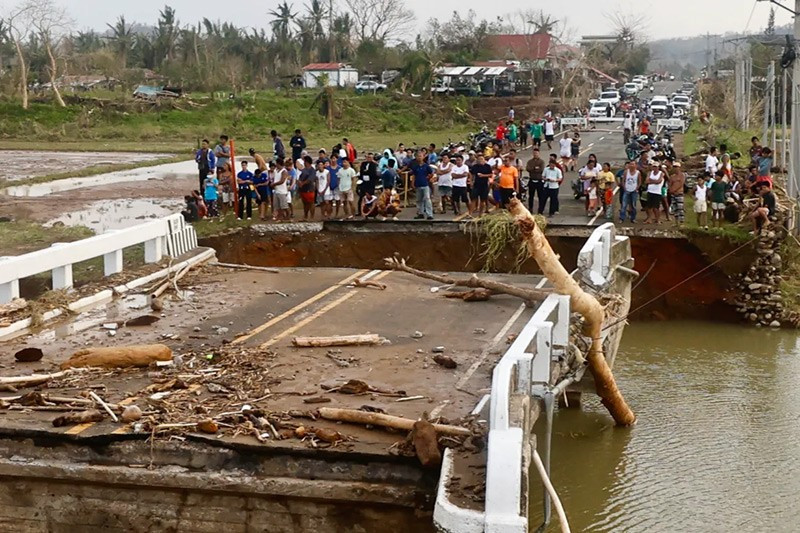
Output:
[
  {"xmin": 434, "ymin": 223, "xmax": 624, "ymax": 533},
  {"xmin": 0, "ymin": 214, "xmax": 197, "ymax": 304}
]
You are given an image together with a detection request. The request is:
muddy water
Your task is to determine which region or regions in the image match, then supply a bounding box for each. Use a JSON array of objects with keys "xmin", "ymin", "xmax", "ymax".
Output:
[
  {"xmin": 0, "ymin": 150, "xmax": 168, "ymax": 182},
  {"xmin": 532, "ymin": 321, "xmax": 800, "ymax": 532},
  {"xmin": 46, "ymin": 198, "xmax": 183, "ymax": 233}
]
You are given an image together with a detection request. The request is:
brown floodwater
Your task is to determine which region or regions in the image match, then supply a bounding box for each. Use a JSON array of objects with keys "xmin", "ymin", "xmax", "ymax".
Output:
[{"xmin": 531, "ymin": 321, "xmax": 800, "ymax": 532}]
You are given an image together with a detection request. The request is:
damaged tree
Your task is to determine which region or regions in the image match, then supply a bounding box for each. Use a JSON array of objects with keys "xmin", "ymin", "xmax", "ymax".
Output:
[{"xmin": 508, "ymin": 198, "xmax": 635, "ymax": 426}]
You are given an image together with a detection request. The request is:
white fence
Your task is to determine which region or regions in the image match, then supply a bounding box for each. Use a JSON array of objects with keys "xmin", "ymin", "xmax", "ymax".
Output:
[
  {"xmin": 0, "ymin": 214, "xmax": 197, "ymax": 304},
  {"xmin": 434, "ymin": 223, "xmax": 624, "ymax": 533}
]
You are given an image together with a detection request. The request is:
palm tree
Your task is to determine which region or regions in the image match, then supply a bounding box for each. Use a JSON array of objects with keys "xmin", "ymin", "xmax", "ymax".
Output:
[
  {"xmin": 400, "ymin": 50, "xmax": 439, "ymax": 97},
  {"xmin": 531, "ymin": 12, "xmax": 559, "ymax": 35},
  {"xmin": 73, "ymin": 30, "xmax": 103, "ymax": 54},
  {"xmin": 155, "ymin": 5, "xmax": 179, "ymax": 67},
  {"xmin": 106, "ymin": 15, "xmax": 135, "ymax": 69},
  {"xmin": 269, "ymin": 2, "xmax": 297, "ymax": 41}
]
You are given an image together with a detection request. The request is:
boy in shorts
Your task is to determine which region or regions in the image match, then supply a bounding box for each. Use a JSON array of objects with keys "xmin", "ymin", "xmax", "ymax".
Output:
[{"xmin": 709, "ymin": 171, "xmax": 727, "ymax": 228}]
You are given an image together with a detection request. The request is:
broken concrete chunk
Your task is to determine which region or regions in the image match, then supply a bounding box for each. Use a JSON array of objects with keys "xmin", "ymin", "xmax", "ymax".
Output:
[
  {"xmin": 433, "ymin": 354, "xmax": 458, "ymax": 369},
  {"xmin": 432, "ymin": 346, "xmax": 445, "ymax": 353}
]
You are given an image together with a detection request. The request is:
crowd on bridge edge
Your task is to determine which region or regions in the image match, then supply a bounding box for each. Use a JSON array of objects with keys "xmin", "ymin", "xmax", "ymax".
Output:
[{"xmin": 180, "ymin": 107, "xmax": 777, "ymax": 235}]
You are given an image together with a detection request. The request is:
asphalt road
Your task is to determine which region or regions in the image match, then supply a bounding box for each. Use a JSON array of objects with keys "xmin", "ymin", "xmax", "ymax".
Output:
[{"xmin": 525, "ymin": 80, "xmax": 685, "ymax": 227}]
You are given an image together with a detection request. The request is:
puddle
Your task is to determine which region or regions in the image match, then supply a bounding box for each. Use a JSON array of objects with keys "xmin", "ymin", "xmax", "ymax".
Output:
[
  {"xmin": 2, "ymin": 159, "xmax": 196, "ymax": 197},
  {"xmin": 0, "ymin": 151, "xmax": 170, "ymax": 182},
  {"xmin": 45, "ymin": 198, "xmax": 184, "ymax": 233}
]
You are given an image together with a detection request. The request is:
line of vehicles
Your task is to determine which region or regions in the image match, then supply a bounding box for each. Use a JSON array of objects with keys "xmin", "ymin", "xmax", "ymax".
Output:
[{"xmin": 588, "ymin": 76, "xmax": 695, "ymax": 119}]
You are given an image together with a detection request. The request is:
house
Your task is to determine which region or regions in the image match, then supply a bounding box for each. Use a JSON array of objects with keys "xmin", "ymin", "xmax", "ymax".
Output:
[
  {"xmin": 486, "ymin": 34, "xmax": 552, "ymax": 63},
  {"xmin": 302, "ymin": 63, "xmax": 359, "ymax": 89}
]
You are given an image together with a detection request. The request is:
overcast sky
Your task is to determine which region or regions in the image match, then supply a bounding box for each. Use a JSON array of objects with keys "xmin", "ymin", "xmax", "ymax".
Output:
[{"xmin": 63, "ymin": 0, "xmax": 792, "ymax": 41}]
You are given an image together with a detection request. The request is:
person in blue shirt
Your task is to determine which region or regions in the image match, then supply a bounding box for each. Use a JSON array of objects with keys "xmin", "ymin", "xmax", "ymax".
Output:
[
  {"xmin": 382, "ymin": 159, "xmax": 398, "ymax": 191},
  {"xmin": 195, "ymin": 139, "xmax": 216, "ymax": 192},
  {"xmin": 427, "ymin": 144, "xmax": 438, "ymax": 165},
  {"xmin": 203, "ymin": 173, "xmax": 219, "ymax": 217},
  {"xmin": 328, "ymin": 158, "xmax": 343, "ymax": 218},
  {"xmin": 410, "ymin": 151, "xmax": 434, "ymax": 220},
  {"xmin": 253, "ymin": 166, "xmax": 271, "ymax": 221},
  {"xmin": 236, "ymin": 161, "xmax": 255, "ymax": 220}
]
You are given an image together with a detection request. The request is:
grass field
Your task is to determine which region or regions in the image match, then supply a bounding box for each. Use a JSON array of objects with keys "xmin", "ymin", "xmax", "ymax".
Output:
[
  {"xmin": 0, "ymin": 220, "xmax": 94, "ymax": 256},
  {"xmin": 0, "ymin": 90, "xmax": 475, "ymax": 152}
]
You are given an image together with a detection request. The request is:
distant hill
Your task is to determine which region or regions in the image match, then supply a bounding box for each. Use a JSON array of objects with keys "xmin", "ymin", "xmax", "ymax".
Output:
[{"xmin": 647, "ymin": 23, "xmax": 791, "ymax": 70}]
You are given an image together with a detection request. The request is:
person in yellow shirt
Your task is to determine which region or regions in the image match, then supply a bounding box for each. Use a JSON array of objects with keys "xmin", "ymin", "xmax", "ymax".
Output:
[
  {"xmin": 597, "ymin": 162, "xmax": 616, "ymax": 220},
  {"xmin": 498, "ymin": 156, "xmax": 520, "ymax": 208}
]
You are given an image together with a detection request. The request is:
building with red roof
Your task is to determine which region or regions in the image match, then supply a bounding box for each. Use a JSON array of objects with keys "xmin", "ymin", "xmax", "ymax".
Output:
[{"xmin": 486, "ymin": 34, "xmax": 552, "ymax": 62}]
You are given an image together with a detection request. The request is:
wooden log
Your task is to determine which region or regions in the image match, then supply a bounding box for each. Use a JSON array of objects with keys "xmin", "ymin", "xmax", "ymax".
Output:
[
  {"xmin": 52, "ymin": 409, "xmax": 104, "ymax": 427},
  {"xmin": 211, "ymin": 261, "xmax": 280, "ymax": 273},
  {"xmin": 383, "ymin": 257, "xmax": 550, "ymax": 304},
  {"xmin": 0, "ymin": 370, "xmax": 72, "ymax": 388},
  {"xmin": 61, "ymin": 344, "xmax": 172, "ymax": 370},
  {"xmin": 509, "ymin": 198, "xmax": 635, "ymax": 426},
  {"xmin": 317, "ymin": 407, "xmax": 471, "ymax": 437},
  {"xmin": 292, "ymin": 334, "xmax": 384, "ymax": 347}
]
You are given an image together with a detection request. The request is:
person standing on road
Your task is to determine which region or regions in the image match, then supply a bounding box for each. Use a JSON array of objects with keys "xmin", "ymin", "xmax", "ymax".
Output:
[
  {"xmin": 622, "ymin": 114, "xmax": 633, "ymax": 145},
  {"xmin": 598, "ymin": 162, "xmax": 616, "ymax": 221},
  {"xmin": 668, "ymin": 161, "xmax": 686, "ymax": 226},
  {"xmin": 559, "ymin": 133, "xmax": 572, "ymax": 172},
  {"xmin": 544, "ymin": 116, "xmax": 556, "ymax": 149},
  {"xmin": 520, "ymin": 120, "xmax": 529, "ymax": 148},
  {"xmin": 531, "ymin": 118, "xmax": 543, "ymax": 149},
  {"xmin": 357, "ymin": 152, "xmax": 379, "ymax": 213},
  {"xmin": 498, "ymin": 156, "xmax": 519, "ymax": 208},
  {"xmin": 451, "ymin": 155, "xmax": 470, "ymax": 216},
  {"xmin": 710, "ymin": 171, "xmax": 727, "ymax": 228},
  {"xmin": 316, "ymin": 160, "xmax": 333, "ymax": 220},
  {"xmin": 249, "ymin": 148, "xmax": 267, "ymax": 174},
  {"xmin": 705, "ymin": 146, "xmax": 719, "ymax": 175},
  {"xmin": 619, "ymin": 160, "xmax": 641, "ymax": 224},
  {"xmin": 435, "ymin": 154, "xmax": 454, "ymax": 214},
  {"xmin": 236, "ymin": 160, "xmax": 255, "ymax": 220},
  {"xmin": 508, "ymin": 106, "xmax": 515, "ymax": 122},
  {"xmin": 337, "ymin": 159, "xmax": 357, "ymax": 219},
  {"xmin": 343, "ymin": 137, "xmax": 356, "ymax": 163},
  {"xmin": 195, "ymin": 139, "xmax": 216, "ymax": 192},
  {"xmin": 526, "ymin": 148, "xmax": 545, "ymax": 215},
  {"xmin": 540, "ymin": 155, "xmax": 563, "ymax": 217},
  {"xmin": 298, "ymin": 155, "xmax": 317, "ymax": 220},
  {"xmin": 470, "ymin": 154, "xmax": 492, "ymax": 216},
  {"xmin": 271, "ymin": 130, "xmax": 286, "ymax": 161},
  {"xmin": 214, "ymin": 135, "xmax": 230, "ymax": 178},
  {"xmin": 272, "ymin": 158, "xmax": 290, "ymax": 221},
  {"xmin": 290, "ymin": 129, "xmax": 306, "ymax": 162},
  {"xmin": 644, "ymin": 162, "xmax": 664, "ymax": 224},
  {"xmin": 410, "ymin": 151, "xmax": 434, "ymax": 220}
]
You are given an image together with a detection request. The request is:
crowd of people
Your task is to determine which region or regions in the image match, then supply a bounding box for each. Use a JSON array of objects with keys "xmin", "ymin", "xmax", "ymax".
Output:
[{"xmin": 180, "ymin": 117, "xmax": 778, "ymax": 235}]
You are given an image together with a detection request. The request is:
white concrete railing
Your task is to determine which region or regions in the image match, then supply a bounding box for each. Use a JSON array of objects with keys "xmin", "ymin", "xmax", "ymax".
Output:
[
  {"xmin": 434, "ymin": 223, "xmax": 622, "ymax": 533},
  {"xmin": 0, "ymin": 214, "xmax": 197, "ymax": 303}
]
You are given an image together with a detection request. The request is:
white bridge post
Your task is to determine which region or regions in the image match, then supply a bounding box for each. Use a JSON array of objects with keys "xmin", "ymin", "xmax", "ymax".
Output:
[{"xmin": 144, "ymin": 237, "xmax": 164, "ymax": 264}]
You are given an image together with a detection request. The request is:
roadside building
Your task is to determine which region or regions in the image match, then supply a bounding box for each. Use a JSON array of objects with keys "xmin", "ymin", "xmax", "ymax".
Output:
[{"xmin": 302, "ymin": 63, "xmax": 359, "ymax": 89}]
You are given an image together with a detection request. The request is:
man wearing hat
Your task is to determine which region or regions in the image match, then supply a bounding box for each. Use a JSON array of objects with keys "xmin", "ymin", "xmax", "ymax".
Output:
[
  {"xmin": 668, "ymin": 161, "xmax": 686, "ymax": 226},
  {"xmin": 644, "ymin": 161, "xmax": 665, "ymax": 224}
]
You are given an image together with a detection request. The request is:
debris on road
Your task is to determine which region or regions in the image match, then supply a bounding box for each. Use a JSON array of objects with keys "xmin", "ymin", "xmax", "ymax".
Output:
[
  {"xmin": 433, "ymin": 354, "xmax": 458, "ymax": 369},
  {"xmin": 61, "ymin": 344, "xmax": 173, "ymax": 369},
  {"xmin": 292, "ymin": 334, "xmax": 386, "ymax": 347},
  {"xmin": 14, "ymin": 347, "xmax": 43, "ymax": 363},
  {"xmin": 52, "ymin": 409, "xmax": 104, "ymax": 427}
]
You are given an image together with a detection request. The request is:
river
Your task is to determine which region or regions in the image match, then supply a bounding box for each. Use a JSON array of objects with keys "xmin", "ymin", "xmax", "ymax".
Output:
[{"xmin": 531, "ymin": 321, "xmax": 800, "ymax": 532}]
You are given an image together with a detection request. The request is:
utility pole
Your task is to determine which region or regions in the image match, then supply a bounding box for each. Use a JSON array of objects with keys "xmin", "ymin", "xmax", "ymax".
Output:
[
  {"xmin": 763, "ymin": 61, "xmax": 775, "ymax": 147},
  {"xmin": 771, "ymin": 60, "xmax": 777, "ymax": 152},
  {"xmin": 705, "ymin": 33, "xmax": 711, "ymax": 75},
  {"xmin": 790, "ymin": 0, "xmax": 800, "ymax": 203}
]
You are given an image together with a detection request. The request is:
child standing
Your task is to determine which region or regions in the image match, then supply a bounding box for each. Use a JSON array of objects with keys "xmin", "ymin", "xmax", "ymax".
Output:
[
  {"xmin": 694, "ymin": 177, "xmax": 709, "ymax": 230},
  {"xmin": 203, "ymin": 173, "xmax": 219, "ymax": 217},
  {"xmin": 587, "ymin": 179, "xmax": 600, "ymax": 215}
]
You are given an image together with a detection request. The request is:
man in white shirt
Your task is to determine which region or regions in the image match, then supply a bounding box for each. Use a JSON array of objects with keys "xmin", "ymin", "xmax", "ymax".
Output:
[
  {"xmin": 450, "ymin": 154, "xmax": 470, "ymax": 215},
  {"xmin": 559, "ymin": 133, "xmax": 572, "ymax": 171},
  {"xmin": 705, "ymin": 146, "xmax": 719, "ymax": 175},
  {"xmin": 544, "ymin": 117, "xmax": 556, "ymax": 149},
  {"xmin": 540, "ymin": 155, "xmax": 563, "ymax": 217}
]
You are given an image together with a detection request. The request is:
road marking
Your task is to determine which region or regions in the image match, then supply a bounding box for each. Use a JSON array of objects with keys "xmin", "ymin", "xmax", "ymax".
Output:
[
  {"xmin": 598, "ymin": 137, "xmax": 605, "ymax": 141},
  {"xmin": 258, "ymin": 270, "xmax": 392, "ymax": 349},
  {"xmin": 455, "ymin": 303, "xmax": 527, "ymax": 391},
  {"xmin": 65, "ymin": 423, "xmax": 95, "ymax": 435},
  {"xmin": 587, "ymin": 186, "xmax": 620, "ymax": 226},
  {"xmin": 535, "ymin": 277, "xmax": 548, "ymax": 289},
  {"xmin": 429, "ymin": 302, "xmax": 528, "ymax": 419},
  {"xmin": 587, "ymin": 143, "xmax": 594, "ymax": 148},
  {"xmin": 233, "ymin": 269, "xmax": 369, "ymax": 345}
]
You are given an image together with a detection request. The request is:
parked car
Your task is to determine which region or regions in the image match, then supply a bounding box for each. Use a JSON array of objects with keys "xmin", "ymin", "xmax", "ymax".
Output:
[
  {"xmin": 431, "ymin": 80, "xmax": 455, "ymax": 95},
  {"xmin": 671, "ymin": 94, "xmax": 691, "ymax": 110},
  {"xmin": 650, "ymin": 96, "xmax": 669, "ymax": 117},
  {"xmin": 598, "ymin": 90, "xmax": 621, "ymax": 109},
  {"xmin": 679, "ymin": 82, "xmax": 694, "ymax": 95},
  {"xmin": 589, "ymin": 101, "xmax": 613, "ymax": 118},
  {"xmin": 355, "ymin": 80, "xmax": 387, "ymax": 94}
]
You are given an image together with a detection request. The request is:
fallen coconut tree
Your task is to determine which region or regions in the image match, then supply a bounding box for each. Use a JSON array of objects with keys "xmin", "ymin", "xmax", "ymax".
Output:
[
  {"xmin": 508, "ymin": 198, "xmax": 635, "ymax": 426},
  {"xmin": 383, "ymin": 256, "xmax": 551, "ymax": 305}
]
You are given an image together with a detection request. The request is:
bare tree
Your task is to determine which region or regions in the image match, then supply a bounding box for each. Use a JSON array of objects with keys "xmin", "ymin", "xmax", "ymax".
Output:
[
  {"xmin": 341, "ymin": 0, "xmax": 414, "ymax": 43},
  {"xmin": 5, "ymin": 1, "xmax": 34, "ymax": 109},
  {"xmin": 27, "ymin": 0, "xmax": 73, "ymax": 107}
]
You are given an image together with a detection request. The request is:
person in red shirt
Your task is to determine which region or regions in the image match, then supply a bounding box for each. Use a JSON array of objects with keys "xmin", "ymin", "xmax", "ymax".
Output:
[
  {"xmin": 638, "ymin": 117, "xmax": 650, "ymax": 136},
  {"xmin": 495, "ymin": 122, "xmax": 507, "ymax": 145},
  {"xmin": 343, "ymin": 137, "xmax": 356, "ymax": 163}
]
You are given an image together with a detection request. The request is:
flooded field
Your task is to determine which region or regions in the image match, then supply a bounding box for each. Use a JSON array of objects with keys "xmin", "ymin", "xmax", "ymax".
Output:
[
  {"xmin": 46, "ymin": 198, "xmax": 183, "ymax": 233},
  {"xmin": 0, "ymin": 150, "xmax": 170, "ymax": 182},
  {"xmin": 532, "ymin": 321, "xmax": 800, "ymax": 533}
]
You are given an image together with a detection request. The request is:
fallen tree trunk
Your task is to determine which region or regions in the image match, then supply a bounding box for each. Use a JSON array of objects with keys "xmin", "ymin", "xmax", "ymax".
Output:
[
  {"xmin": 292, "ymin": 334, "xmax": 384, "ymax": 347},
  {"xmin": 508, "ymin": 198, "xmax": 635, "ymax": 426},
  {"xmin": 317, "ymin": 407, "xmax": 471, "ymax": 437},
  {"xmin": 61, "ymin": 344, "xmax": 173, "ymax": 370},
  {"xmin": 383, "ymin": 257, "xmax": 550, "ymax": 305},
  {"xmin": 212, "ymin": 261, "xmax": 280, "ymax": 273}
]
